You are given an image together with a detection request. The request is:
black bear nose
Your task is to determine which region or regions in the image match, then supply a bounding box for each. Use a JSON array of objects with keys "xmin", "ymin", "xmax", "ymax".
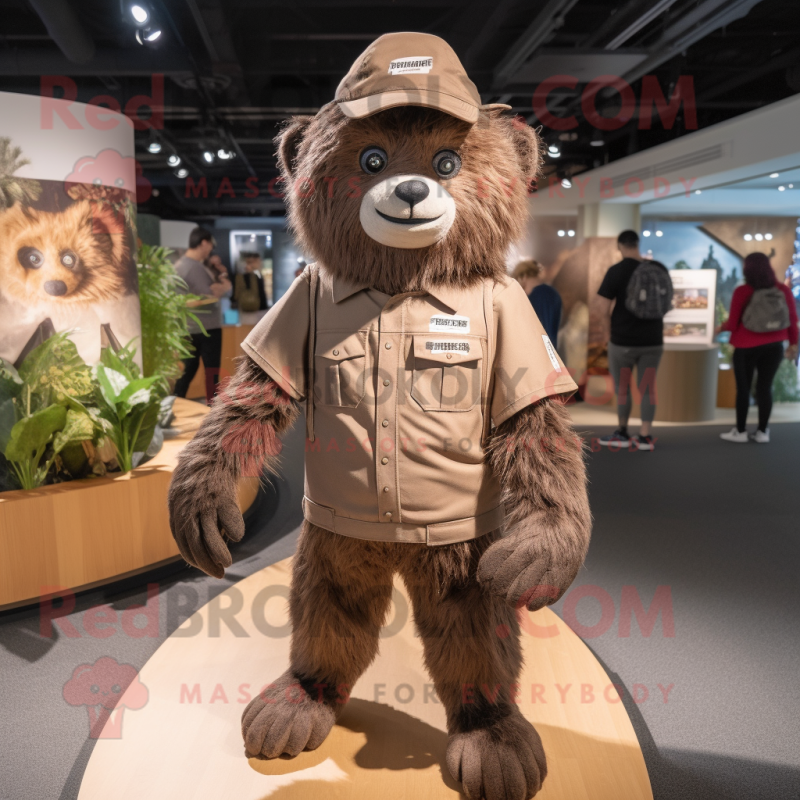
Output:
[
  {"xmin": 44, "ymin": 280, "xmax": 68, "ymax": 296},
  {"xmin": 394, "ymin": 179, "xmax": 429, "ymax": 211}
]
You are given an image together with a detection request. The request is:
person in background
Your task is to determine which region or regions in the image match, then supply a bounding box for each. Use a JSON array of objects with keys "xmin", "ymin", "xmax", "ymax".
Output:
[
  {"xmin": 233, "ymin": 252, "xmax": 270, "ymax": 325},
  {"xmin": 717, "ymin": 252, "xmax": 798, "ymax": 443},
  {"xmin": 595, "ymin": 230, "xmax": 667, "ymax": 451},
  {"xmin": 173, "ymin": 227, "xmax": 232, "ymax": 403},
  {"xmin": 512, "ymin": 259, "xmax": 562, "ymax": 347}
]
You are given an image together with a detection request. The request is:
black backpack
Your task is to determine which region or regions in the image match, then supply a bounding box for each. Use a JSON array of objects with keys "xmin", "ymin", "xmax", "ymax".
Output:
[
  {"xmin": 742, "ymin": 287, "xmax": 790, "ymax": 333},
  {"xmin": 625, "ymin": 260, "xmax": 673, "ymax": 319}
]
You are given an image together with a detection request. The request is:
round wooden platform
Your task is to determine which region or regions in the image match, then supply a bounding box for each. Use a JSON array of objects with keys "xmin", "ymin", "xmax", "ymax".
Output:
[{"xmin": 78, "ymin": 559, "xmax": 653, "ymax": 800}]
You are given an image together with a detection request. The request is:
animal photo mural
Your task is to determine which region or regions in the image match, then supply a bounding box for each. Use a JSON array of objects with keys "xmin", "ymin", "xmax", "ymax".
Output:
[{"xmin": 0, "ymin": 139, "xmax": 140, "ymax": 368}]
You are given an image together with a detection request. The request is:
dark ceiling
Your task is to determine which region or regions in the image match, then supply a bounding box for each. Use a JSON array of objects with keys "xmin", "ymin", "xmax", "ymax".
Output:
[{"xmin": 1, "ymin": 0, "xmax": 798, "ymax": 220}]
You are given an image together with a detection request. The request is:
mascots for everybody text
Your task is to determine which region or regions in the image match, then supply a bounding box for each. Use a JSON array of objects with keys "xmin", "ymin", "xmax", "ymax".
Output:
[{"xmin": 169, "ymin": 32, "xmax": 591, "ymax": 800}]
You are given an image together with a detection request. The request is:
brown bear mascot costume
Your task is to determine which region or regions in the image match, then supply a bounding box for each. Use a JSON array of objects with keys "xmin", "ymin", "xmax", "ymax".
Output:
[{"xmin": 169, "ymin": 32, "xmax": 591, "ymax": 800}]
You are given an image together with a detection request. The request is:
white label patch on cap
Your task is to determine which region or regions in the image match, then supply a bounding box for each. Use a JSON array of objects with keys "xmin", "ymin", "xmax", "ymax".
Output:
[
  {"xmin": 388, "ymin": 57, "xmax": 433, "ymax": 75},
  {"xmin": 426, "ymin": 340, "xmax": 470, "ymax": 354},
  {"xmin": 429, "ymin": 314, "xmax": 470, "ymax": 333},
  {"xmin": 542, "ymin": 335, "xmax": 562, "ymax": 372}
]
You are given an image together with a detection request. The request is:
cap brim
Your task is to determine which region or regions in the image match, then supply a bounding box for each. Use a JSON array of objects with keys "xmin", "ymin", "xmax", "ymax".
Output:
[{"xmin": 339, "ymin": 89, "xmax": 508, "ymax": 124}]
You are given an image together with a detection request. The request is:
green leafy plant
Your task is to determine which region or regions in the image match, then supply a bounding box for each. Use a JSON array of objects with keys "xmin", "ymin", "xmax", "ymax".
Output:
[
  {"xmin": 92, "ymin": 348, "xmax": 161, "ymax": 473},
  {"xmin": 0, "ymin": 335, "xmax": 97, "ymax": 490},
  {"xmin": 137, "ymin": 244, "xmax": 206, "ymax": 397}
]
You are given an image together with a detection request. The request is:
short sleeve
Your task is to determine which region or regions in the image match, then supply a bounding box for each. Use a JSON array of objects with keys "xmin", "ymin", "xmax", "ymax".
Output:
[
  {"xmin": 241, "ymin": 271, "xmax": 310, "ymax": 400},
  {"xmin": 181, "ymin": 263, "xmax": 212, "ymax": 296},
  {"xmin": 490, "ymin": 278, "xmax": 578, "ymax": 427},
  {"xmin": 597, "ymin": 266, "xmax": 619, "ymax": 299}
]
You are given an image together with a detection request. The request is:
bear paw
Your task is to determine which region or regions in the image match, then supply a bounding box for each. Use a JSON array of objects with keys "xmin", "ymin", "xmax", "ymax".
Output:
[
  {"xmin": 446, "ymin": 712, "xmax": 547, "ymax": 800},
  {"xmin": 241, "ymin": 672, "xmax": 337, "ymax": 758}
]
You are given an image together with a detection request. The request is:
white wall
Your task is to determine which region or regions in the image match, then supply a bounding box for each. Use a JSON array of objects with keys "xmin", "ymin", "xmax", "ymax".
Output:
[{"xmin": 159, "ymin": 220, "xmax": 197, "ymax": 250}]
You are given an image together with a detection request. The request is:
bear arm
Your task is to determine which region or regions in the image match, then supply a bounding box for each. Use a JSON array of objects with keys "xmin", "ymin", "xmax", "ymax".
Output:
[
  {"xmin": 168, "ymin": 355, "xmax": 299, "ymax": 577},
  {"xmin": 478, "ymin": 397, "xmax": 591, "ymax": 609}
]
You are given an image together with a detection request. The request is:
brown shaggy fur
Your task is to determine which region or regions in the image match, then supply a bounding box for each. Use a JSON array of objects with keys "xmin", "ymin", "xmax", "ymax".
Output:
[
  {"xmin": 169, "ymin": 99, "xmax": 590, "ymax": 800},
  {"xmin": 0, "ymin": 200, "xmax": 132, "ymax": 306},
  {"xmin": 169, "ymin": 357, "xmax": 298, "ymax": 578},
  {"xmin": 277, "ymin": 104, "xmax": 539, "ymax": 295}
]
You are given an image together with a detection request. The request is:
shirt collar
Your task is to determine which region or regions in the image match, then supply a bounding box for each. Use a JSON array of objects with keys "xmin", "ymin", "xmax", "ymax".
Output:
[{"xmin": 332, "ymin": 277, "xmax": 463, "ymax": 314}]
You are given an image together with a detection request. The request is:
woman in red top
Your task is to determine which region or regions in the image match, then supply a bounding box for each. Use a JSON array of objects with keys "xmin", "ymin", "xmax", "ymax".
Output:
[{"xmin": 717, "ymin": 253, "xmax": 799, "ymax": 443}]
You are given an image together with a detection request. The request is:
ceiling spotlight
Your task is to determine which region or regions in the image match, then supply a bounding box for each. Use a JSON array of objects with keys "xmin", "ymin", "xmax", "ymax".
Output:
[
  {"xmin": 790, "ymin": 184, "xmax": 795, "ymax": 189},
  {"xmin": 557, "ymin": 230, "xmax": 565, "ymax": 237},
  {"xmin": 135, "ymin": 26, "xmax": 162, "ymax": 45},
  {"xmin": 548, "ymin": 144, "xmax": 561, "ymax": 158},
  {"xmin": 175, "ymin": 167, "xmax": 188, "ymax": 179},
  {"xmin": 561, "ymin": 178, "xmax": 572, "ymax": 189},
  {"xmin": 655, "ymin": 230, "xmax": 663, "ymax": 237},
  {"xmin": 770, "ymin": 172, "xmax": 779, "ymax": 178},
  {"xmin": 147, "ymin": 141, "xmax": 161, "ymax": 154},
  {"xmin": 203, "ymin": 151, "xmax": 215, "ymax": 164},
  {"xmin": 755, "ymin": 233, "xmax": 764, "ymax": 241},
  {"xmin": 130, "ymin": 3, "xmax": 150, "ymax": 24},
  {"xmin": 217, "ymin": 149, "xmax": 234, "ymax": 160},
  {"xmin": 297, "ymin": 256, "xmax": 305, "ymax": 263},
  {"xmin": 567, "ymin": 229, "xmax": 575, "ymax": 237},
  {"xmin": 642, "ymin": 230, "xmax": 651, "ymax": 237},
  {"xmin": 765, "ymin": 233, "xmax": 773, "ymax": 240},
  {"xmin": 167, "ymin": 154, "xmax": 181, "ymax": 167},
  {"xmin": 779, "ymin": 185, "xmax": 786, "ymax": 191},
  {"xmin": 695, "ymin": 189, "xmax": 702, "ymax": 195},
  {"xmin": 743, "ymin": 234, "xmax": 753, "ymax": 241}
]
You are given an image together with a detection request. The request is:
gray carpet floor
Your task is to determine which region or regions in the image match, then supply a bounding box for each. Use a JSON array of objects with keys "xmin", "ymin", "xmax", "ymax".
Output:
[{"xmin": 0, "ymin": 417, "xmax": 798, "ymax": 799}]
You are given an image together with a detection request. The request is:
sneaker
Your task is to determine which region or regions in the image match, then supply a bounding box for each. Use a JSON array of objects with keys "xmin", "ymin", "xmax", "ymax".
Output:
[
  {"xmin": 599, "ymin": 429, "xmax": 630, "ymax": 448},
  {"xmin": 720, "ymin": 427, "xmax": 748, "ymax": 443},
  {"xmin": 749, "ymin": 428, "xmax": 770, "ymax": 443},
  {"xmin": 633, "ymin": 434, "xmax": 655, "ymax": 451}
]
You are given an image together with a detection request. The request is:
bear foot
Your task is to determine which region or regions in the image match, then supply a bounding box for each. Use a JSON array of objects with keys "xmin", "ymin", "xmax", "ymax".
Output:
[
  {"xmin": 446, "ymin": 712, "xmax": 547, "ymax": 800},
  {"xmin": 241, "ymin": 671, "xmax": 337, "ymax": 758}
]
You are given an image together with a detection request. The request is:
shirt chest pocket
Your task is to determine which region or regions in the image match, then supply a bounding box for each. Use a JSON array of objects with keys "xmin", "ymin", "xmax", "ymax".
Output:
[
  {"xmin": 410, "ymin": 335, "xmax": 483, "ymax": 412},
  {"xmin": 314, "ymin": 330, "xmax": 368, "ymax": 408}
]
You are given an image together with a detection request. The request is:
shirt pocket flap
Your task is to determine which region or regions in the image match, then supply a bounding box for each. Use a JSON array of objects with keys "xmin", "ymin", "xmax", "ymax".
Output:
[
  {"xmin": 413, "ymin": 335, "xmax": 482, "ymax": 365},
  {"xmin": 316, "ymin": 330, "xmax": 367, "ymax": 361}
]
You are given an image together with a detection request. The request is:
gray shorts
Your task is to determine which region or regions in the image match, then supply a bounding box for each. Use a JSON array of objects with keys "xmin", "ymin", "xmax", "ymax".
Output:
[{"xmin": 607, "ymin": 342, "xmax": 663, "ymax": 423}]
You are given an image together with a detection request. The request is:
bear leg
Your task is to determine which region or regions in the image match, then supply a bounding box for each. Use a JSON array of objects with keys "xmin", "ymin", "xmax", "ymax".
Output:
[
  {"xmin": 399, "ymin": 540, "xmax": 546, "ymax": 799},
  {"xmin": 242, "ymin": 522, "xmax": 396, "ymax": 758}
]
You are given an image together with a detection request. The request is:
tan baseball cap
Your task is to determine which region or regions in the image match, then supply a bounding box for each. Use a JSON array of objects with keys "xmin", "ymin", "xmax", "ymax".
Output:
[{"xmin": 335, "ymin": 32, "xmax": 510, "ymax": 124}]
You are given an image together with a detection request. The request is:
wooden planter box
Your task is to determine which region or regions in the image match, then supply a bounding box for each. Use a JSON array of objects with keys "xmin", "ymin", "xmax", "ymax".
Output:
[{"xmin": 0, "ymin": 399, "xmax": 258, "ymax": 610}]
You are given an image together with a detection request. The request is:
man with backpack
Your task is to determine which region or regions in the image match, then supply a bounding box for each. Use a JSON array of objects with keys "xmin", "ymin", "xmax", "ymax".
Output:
[{"xmin": 596, "ymin": 230, "xmax": 673, "ymax": 451}]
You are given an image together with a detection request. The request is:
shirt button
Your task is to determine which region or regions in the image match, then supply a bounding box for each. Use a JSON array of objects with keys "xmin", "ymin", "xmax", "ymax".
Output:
[
  {"xmin": 384, "ymin": 511, "xmax": 392, "ymax": 518},
  {"xmin": 382, "ymin": 419, "xmax": 389, "ymax": 427},
  {"xmin": 383, "ymin": 379, "xmax": 390, "ymax": 386},
  {"xmin": 332, "ymin": 349, "xmax": 339, "ymax": 356},
  {"xmin": 383, "ymin": 486, "xmax": 389, "ymax": 492},
  {"xmin": 381, "ymin": 457, "xmax": 389, "ymax": 465},
  {"xmin": 446, "ymin": 353, "xmax": 452, "ymax": 359},
  {"xmin": 385, "ymin": 342, "xmax": 392, "ymax": 349}
]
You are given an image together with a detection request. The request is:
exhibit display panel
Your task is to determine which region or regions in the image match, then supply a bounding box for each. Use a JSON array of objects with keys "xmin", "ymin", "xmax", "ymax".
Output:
[
  {"xmin": 0, "ymin": 91, "xmax": 141, "ymax": 368},
  {"xmin": 663, "ymin": 269, "xmax": 717, "ymax": 345},
  {"xmin": 78, "ymin": 559, "xmax": 653, "ymax": 800}
]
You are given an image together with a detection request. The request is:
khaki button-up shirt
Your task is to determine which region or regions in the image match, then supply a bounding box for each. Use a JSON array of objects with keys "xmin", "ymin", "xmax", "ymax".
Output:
[{"xmin": 242, "ymin": 268, "xmax": 576, "ymax": 546}]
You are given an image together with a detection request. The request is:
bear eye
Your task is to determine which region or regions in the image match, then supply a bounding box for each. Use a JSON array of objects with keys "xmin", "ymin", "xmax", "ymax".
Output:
[
  {"xmin": 93, "ymin": 177, "xmax": 102, "ymax": 185},
  {"xmin": 114, "ymin": 178, "xmax": 125, "ymax": 187},
  {"xmin": 111, "ymin": 684, "xmax": 121, "ymax": 693},
  {"xmin": 432, "ymin": 150, "xmax": 461, "ymax": 179},
  {"xmin": 18, "ymin": 247, "xmax": 44, "ymax": 270},
  {"xmin": 360, "ymin": 147, "xmax": 388, "ymax": 175},
  {"xmin": 91, "ymin": 685, "xmax": 100, "ymax": 694},
  {"xmin": 61, "ymin": 251, "xmax": 78, "ymax": 270}
]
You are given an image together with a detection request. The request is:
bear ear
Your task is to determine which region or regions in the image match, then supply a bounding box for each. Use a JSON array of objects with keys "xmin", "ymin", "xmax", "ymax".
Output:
[
  {"xmin": 275, "ymin": 116, "xmax": 313, "ymax": 179},
  {"xmin": 507, "ymin": 115, "xmax": 542, "ymax": 182}
]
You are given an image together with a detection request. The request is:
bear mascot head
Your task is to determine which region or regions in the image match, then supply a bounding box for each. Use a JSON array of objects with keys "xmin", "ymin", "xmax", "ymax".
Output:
[{"xmin": 169, "ymin": 31, "xmax": 591, "ymax": 800}]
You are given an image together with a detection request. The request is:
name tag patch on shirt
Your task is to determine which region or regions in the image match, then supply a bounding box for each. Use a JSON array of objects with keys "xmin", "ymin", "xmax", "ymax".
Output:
[
  {"xmin": 542, "ymin": 335, "xmax": 561, "ymax": 372},
  {"xmin": 426, "ymin": 340, "xmax": 470, "ymax": 353},
  {"xmin": 429, "ymin": 314, "xmax": 470, "ymax": 333},
  {"xmin": 388, "ymin": 56, "xmax": 433, "ymax": 75}
]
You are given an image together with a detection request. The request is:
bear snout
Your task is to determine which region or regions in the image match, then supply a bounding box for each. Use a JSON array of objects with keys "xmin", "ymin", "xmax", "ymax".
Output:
[
  {"xmin": 394, "ymin": 179, "xmax": 430, "ymax": 211},
  {"xmin": 44, "ymin": 280, "xmax": 68, "ymax": 296}
]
